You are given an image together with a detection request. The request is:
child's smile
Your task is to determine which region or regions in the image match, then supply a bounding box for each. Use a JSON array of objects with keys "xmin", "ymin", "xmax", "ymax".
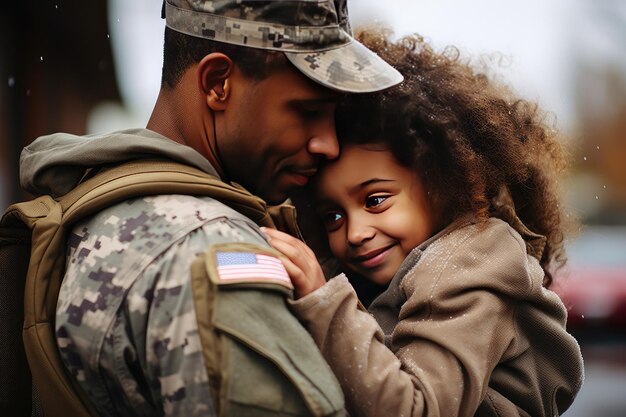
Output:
[{"xmin": 352, "ymin": 242, "xmax": 398, "ymax": 269}]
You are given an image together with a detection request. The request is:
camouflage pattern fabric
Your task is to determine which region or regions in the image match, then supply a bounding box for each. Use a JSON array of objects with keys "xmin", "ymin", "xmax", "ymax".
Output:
[
  {"xmin": 163, "ymin": 0, "xmax": 403, "ymax": 93},
  {"xmin": 166, "ymin": 0, "xmax": 350, "ymax": 52},
  {"xmin": 56, "ymin": 194, "xmax": 271, "ymax": 417},
  {"xmin": 285, "ymin": 39, "xmax": 406, "ymax": 93}
]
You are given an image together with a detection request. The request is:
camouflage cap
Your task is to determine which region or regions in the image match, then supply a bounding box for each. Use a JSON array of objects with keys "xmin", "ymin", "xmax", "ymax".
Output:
[{"xmin": 164, "ymin": 0, "xmax": 403, "ymax": 93}]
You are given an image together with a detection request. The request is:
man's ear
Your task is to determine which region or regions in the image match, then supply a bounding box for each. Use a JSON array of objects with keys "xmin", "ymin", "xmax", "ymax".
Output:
[{"xmin": 198, "ymin": 52, "xmax": 234, "ymax": 111}]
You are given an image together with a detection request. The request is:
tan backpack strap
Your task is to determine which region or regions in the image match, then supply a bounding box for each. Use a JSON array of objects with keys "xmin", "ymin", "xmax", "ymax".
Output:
[
  {"xmin": 60, "ymin": 159, "xmax": 275, "ymax": 227},
  {"xmin": 268, "ymin": 204, "xmax": 303, "ymax": 241},
  {"xmin": 2, "ymin": 195, "xmax": 98, "ymax": 417}
]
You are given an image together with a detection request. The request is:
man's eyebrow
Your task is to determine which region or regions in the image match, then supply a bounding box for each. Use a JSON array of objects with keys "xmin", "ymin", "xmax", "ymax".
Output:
[{"xmin": 289, "ymin": 95, "xmax": 341, "ymax": 105}]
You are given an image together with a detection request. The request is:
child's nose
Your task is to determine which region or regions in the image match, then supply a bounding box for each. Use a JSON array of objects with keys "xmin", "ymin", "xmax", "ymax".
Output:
[{"xmin": 346, "ymin": 218, "xmax": 375, "ymax": 246}]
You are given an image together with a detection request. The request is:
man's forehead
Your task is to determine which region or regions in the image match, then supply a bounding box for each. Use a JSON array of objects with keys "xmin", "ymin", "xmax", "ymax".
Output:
[{"xmin": 254, "ymin": 63, "xmax": 343, "ymax": 101}]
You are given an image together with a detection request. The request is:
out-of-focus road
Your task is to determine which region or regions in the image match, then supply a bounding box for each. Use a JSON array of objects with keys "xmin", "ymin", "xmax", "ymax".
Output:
[{"xmin": 565, "ymin": 330, "xmax": 626, "ymax": 417}]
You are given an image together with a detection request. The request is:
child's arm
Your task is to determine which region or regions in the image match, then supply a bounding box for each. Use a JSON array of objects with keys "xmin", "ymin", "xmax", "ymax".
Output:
[{"xmin": 262, "ymin": 228, "xmax": 463, "ymax": 416}]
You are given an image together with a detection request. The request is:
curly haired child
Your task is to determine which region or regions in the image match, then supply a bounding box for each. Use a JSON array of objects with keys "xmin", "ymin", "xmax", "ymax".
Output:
[{"xmin": 263, "ymin": 30, "xmax": 584, "ymax": 417}]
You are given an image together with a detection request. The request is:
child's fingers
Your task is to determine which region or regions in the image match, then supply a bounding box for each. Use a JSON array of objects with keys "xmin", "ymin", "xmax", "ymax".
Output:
[
  {"xmin": 261, "ymin": 227, "xmax": 288, "ymax": 238},
  {"xmin": 266, "ymin": 236, "xmax": 305, "ymax": 268},
  {"xmin": 262, "ymin": 227, "xmax": 316, "ymax": 260},
  {"xmin": 262, "ymin": 227, "xmax": 326, "ymax": 298},
  {"xmin": 263, "ymin": 229, "xmax": 302, "ymax": 257},
  {"xmin": 276, "ymin": 252, "xmax": 308, "ymax": 288},
  {"xmin": 264, "ymin": 238, "xmax": 308, "ymax": 288},
  {"xmin": 262, "ymin": 227, "xmax": 299, "ymax": 246}
]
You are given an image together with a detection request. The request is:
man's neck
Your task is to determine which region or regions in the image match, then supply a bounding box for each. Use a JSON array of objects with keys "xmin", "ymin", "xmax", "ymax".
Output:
[
  {"xmin": 146, "ymin": 89, "xmax": 187, "ymax": 146},
  {"xmin": 147, "ymin": 82, "xmax": 225, "ymax": 178}
]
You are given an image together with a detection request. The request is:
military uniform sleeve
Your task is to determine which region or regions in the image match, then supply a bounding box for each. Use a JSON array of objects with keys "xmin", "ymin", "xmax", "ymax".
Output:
[
  {"xmin": 289, "ymin": 221, "xmax": 532, "ymax": 417},
  {"xmin": 109, "ymin": 215, "xmax": 344, "ymax": 417},
  {"xmin": 102, "ymin": 217, "xmax": 266, "ymax": 416}
]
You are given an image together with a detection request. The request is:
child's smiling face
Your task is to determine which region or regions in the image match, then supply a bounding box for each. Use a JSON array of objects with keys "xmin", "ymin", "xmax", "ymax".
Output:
[{"xmin": 314, "ymin": 143, "xmax": 435, "ymax": 285}]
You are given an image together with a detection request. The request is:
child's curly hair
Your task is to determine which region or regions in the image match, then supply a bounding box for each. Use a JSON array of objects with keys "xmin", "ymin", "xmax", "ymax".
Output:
[{"xmin": 336, "ymin": 30, "xmax": 574, "ymax": 287}]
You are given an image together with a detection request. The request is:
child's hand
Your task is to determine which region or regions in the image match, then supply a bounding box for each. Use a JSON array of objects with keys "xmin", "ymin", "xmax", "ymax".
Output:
[{"xmin": 261, "ymin": 227, "xmax": 326, "ymax": 299}]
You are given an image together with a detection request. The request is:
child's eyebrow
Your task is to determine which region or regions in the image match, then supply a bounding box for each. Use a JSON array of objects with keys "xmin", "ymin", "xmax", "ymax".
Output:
[
  {"xmin": 313, "ymin": 179, "xmax": 396, "ymax": 207},
  {"xmin": 350, "ymin": 178, "xmax": 395, "ymax": 194}
]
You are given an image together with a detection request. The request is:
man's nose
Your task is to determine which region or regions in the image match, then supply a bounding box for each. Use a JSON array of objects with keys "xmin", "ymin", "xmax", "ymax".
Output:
[{"xmin": 307, "ymin": 124, "xmax": 340, "ymax": 160}]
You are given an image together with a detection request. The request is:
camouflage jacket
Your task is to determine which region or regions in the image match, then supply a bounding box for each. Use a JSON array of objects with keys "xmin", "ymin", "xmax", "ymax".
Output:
[{"xmin": 20, "ymin": 129, "xmax": 344, "ymax": 417}]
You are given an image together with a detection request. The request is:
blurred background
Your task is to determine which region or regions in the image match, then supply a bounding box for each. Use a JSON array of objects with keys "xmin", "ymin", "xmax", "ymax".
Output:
[{"xmin": 1, "ymin": 0, "xmax": 625, "ymax": 415}]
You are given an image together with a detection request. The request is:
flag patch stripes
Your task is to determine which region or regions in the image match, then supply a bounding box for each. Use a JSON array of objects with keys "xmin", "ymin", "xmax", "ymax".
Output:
[{"xmin": 215, "ymin": 251, "xmax": 291, "ymax": 285}]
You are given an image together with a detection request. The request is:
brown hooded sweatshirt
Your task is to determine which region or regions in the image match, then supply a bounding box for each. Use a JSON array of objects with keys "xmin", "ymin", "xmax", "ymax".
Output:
[{"xmin": 290, "ymin": 212, "xmax": 583, "ymax": 417}]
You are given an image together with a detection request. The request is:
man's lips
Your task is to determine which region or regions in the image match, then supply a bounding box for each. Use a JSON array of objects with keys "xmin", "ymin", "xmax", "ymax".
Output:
[
  {"xmin": 284, "ymin": 167, "xmax": 317, "ymax": 186},
  {"xmin": 352, "ymin": 243, "xmax": 397, "ymax": 268},
  {"xmin": 291, "ymin": 167, "xmax": 318, "ymax": 177}
]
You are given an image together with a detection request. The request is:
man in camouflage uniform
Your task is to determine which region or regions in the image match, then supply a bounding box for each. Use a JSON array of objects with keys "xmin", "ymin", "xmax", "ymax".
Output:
[{"xmin": 19, "ymin": 1, "xmax": 402, "ymax": 416}]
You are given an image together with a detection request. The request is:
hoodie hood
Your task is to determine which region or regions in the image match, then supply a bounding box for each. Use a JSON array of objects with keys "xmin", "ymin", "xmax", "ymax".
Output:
[{"xmin": 20, "ymin": 128, "xmax": 219, "ymax": 198}]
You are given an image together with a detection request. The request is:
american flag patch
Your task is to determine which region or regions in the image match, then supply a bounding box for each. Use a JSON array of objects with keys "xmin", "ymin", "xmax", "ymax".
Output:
[{"xmin": 215, "ymin": 251, "xmax": 292, "ymax": 287}]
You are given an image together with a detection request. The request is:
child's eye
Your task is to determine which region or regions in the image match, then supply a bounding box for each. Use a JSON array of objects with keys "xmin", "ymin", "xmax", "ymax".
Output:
[
  {"xmin": 322, "ymin": 211, "xmax": 344, "ymax": 232},
  {"xmin": 365, "ymin": 195, "xmax": 389, "ymax": 208}
]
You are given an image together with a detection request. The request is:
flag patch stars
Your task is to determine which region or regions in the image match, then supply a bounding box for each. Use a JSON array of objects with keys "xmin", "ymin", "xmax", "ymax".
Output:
[{"xmin": 215, "ymin": 251, "xmax": 292, "ymax": 288}]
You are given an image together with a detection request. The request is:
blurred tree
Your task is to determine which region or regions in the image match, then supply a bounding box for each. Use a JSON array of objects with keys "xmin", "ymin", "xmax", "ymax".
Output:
[
  {"xmin": 577, "ymin": 71, "xmax": 626, "ymax": 224},
  {"xmin": 571, "ymin": 0, "xmax": 626, "ymax": 225}
]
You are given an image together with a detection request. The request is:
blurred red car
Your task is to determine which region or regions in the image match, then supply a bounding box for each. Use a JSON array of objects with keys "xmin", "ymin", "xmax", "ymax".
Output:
[{"xmin": 553, "ymin": 226, "xmax": 626, "ymax": 329}]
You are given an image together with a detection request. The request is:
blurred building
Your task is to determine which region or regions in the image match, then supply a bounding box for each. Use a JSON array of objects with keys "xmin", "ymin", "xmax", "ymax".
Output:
[{"xmin": 0, "ymin": 0, "xmax": 120, "ymax": 208}]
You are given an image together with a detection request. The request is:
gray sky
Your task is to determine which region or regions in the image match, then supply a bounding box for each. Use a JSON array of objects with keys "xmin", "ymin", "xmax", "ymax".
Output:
[{"xmin": 350, "ymin": 0, "xmax": 575, "ymax": 129}]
